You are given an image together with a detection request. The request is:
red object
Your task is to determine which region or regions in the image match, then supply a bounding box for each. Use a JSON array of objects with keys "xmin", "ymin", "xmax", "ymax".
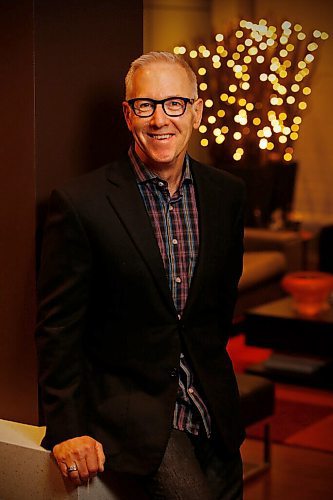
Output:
[{"xmin": 281, "ymin": 271, "xmax": 333, "ymax": 316}]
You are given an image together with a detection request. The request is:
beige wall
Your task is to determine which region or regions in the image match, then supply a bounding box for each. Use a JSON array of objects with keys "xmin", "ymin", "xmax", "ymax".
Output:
[{"xmin": 144, "ymin": 0, "xmax": 333, "ymax": 229}]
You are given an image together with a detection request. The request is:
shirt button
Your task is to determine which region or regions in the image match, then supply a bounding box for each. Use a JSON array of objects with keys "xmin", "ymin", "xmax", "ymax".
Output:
[
  {"xmin": 158, "ymin": 181, "xmax": 164, "ymax": 187},
  {"xmin": 169, "ymin": 205, "xmax": 174, "ymax": 211},
  {"xmin": 175, "ymin": 277, "xmax": 182, "ymax": 283},
  {"xmin": 172, "ymin": 238, "xmax": 178, "ymax": 245},
  {"xmin": 177, "ymin": 314, "xmax": 181, "ymax": 320},
  {"xmin": 188, "ymin": 387, "xmax": 194, "ymax": 394}
]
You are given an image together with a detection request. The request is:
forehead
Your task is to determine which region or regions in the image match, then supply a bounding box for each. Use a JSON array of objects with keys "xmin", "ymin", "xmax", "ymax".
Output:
[{"xmin": 130, "ymin": 62, "xmax": 193, "ymax": 99}]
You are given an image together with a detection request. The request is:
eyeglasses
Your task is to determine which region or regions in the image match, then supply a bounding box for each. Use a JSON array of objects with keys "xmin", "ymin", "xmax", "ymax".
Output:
[{"xmin": 127, "ymin": 97, "xmax": 195, "ymax": 117}]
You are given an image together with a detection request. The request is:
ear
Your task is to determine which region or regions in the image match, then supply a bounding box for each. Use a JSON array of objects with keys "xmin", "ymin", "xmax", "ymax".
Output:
[
  {"xmin": 192, "ymin": 98, "xmax": 203, "ymax": 130},
  {"xmin": 122, "ymin": 101, "xmax": 133, "ymax": 131}
]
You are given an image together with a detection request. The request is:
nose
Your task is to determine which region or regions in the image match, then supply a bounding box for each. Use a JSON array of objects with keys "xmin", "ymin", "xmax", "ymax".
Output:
[{"xmin": 149, "ymin": 103, "xmax": 169, "ymax": 127}]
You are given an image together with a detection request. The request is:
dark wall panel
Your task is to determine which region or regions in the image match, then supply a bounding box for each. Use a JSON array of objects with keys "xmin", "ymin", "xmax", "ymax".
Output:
[
  {"xmin": 35, "ymin": 0, "xmax": 142, "ymax": 205},
  {"xmin": 0, "ymin": 0, "xmax": 143, "ymax": 425},
  {"xmin": 0, "ymin": 0, "xmax": 38, "ymax": 423}
]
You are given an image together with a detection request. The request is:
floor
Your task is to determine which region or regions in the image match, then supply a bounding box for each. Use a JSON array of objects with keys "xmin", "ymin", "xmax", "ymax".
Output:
[{"xmin": 242, "ymin": 439, "xmax": 333, "ymax": 500}]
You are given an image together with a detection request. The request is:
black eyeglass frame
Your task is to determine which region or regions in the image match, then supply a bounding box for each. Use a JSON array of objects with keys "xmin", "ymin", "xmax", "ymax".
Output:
[{"xmin": 127, "ymin": 97, "xmax": 195, "ymax": 117}]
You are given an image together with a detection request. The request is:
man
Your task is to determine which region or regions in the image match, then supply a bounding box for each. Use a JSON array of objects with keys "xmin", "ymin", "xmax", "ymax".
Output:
[{"xmin": 36, "ymin": 51, "xmax": 246, "ymax": 499}]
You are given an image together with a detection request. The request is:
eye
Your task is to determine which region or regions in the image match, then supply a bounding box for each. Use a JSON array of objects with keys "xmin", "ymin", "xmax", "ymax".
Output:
[
  {"xmin": 166, "ymin": 99, "xmax": 184, "ymax": 110},
  {"xmin": 137, "ymin": 100, "xmax": 154, "ymax": 111}
]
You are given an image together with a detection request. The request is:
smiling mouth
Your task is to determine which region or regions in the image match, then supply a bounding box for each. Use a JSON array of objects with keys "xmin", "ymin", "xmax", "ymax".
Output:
[{"xmin": 148, "ymin": 133, "xmax": 174, "ymax": 140}]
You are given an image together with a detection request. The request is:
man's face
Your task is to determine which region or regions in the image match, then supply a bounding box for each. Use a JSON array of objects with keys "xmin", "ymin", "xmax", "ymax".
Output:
[{"xmin": 123, "ymin": 62, "xmax": 203, "ymax": 171}]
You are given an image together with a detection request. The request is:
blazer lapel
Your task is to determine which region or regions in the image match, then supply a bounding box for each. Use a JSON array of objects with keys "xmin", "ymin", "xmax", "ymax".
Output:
[
  {"xmin": 105, "ymin": 157, "xmax": 176, "ymax": 314},
  {"xmin": 182, "ymin": 158, "xmax": 227, "ymax": 318}
]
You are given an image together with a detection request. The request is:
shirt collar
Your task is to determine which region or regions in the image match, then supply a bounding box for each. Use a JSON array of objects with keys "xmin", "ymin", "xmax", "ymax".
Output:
[{"xmin": 128, "ymin": 145, "xmax": 193, "ymax": 187}]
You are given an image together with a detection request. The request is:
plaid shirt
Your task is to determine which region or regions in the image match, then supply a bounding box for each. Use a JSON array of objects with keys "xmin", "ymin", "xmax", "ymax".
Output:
[{"xmin": 129, "ymin": 147, "xmax": 211, "ymax": 437}]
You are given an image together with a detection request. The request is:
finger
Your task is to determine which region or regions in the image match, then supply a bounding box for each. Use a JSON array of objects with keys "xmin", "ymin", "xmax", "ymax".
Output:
[
  {"xmin": 95, "ymin": 441, "xmax": 106, "ymax": 472},
  {"xmin": 85, "ymin": 453, "xmax": 98, "ymax": 478},
  {"xmin": 75, "ymin": 457, "xmax": 90, "ymax": 483},
  {"xmin": 58, "ymin": 461, "xmax": 82, "ymax": 486}
]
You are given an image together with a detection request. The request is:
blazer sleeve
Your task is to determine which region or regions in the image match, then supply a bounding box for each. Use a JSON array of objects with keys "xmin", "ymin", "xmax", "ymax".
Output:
[{"xmin": 36, "ymin": 189, "xmax": 92, "ymax": 449}]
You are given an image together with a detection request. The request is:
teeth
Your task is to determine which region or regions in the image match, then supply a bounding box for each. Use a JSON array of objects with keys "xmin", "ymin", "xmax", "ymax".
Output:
[{"xmin": 150, "ymin": 134, "xmax": 172, "ymax": 140}]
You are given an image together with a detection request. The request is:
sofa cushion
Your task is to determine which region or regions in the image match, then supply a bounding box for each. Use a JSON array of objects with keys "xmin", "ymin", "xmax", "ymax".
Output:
[{"xmin": 239, "ymin": 251, "xmax": 286, "ymax": 292}]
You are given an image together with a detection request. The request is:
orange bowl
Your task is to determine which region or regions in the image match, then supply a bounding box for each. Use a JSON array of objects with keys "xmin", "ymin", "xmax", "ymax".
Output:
[{"xmin": 281, "ymin": 271, "xmax": 333, "ymax": 316}]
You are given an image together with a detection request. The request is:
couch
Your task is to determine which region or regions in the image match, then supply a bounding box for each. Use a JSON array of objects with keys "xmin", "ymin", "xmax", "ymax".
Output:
[{"xmin": 234, "ymin": 227, "xmax": 303, "ymax": 319}]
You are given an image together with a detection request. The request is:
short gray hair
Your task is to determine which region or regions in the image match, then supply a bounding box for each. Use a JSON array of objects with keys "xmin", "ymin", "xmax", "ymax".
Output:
[{"xmin": 125, "ymin": 51, "xmax": 198, "ymax": 100}]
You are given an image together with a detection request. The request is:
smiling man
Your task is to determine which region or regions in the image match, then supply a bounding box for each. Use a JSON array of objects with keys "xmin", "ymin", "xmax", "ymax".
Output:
[{"xmin": 36, "ymin": 52, "xmax": 246, "ymax": 499}]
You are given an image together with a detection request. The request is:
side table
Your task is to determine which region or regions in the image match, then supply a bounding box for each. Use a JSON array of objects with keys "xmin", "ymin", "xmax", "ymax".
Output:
[{"xmin": 243, "ymin": 296, "xmax": 333, "ymax": 387}]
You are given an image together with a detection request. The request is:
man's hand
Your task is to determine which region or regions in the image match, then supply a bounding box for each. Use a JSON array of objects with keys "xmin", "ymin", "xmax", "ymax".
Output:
[{"xmin": 53, "ymin": 436, "xmax": 105, "ymax": 486}]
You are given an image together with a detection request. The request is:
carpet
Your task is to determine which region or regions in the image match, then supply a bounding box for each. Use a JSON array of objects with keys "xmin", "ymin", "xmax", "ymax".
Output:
[{"xmin": 246, "ymin": 397, "xmax": 333, "ymax": 453}]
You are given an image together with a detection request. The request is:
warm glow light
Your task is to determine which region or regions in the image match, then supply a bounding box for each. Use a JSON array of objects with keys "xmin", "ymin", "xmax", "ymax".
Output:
[
  {"xmin": 178, "ymin": 18, "xmax": 328, "ymax": 159},
  {"xmin": 259, "ymin": 138, "xmax": 268, "ymax": 149},
  {"xmin": 308, "ymin": 42, "xmax": 318, "ymax": 52},
  {"xmin": 215, "ymin": 135, "xmax": 225, "ymax": 144}
]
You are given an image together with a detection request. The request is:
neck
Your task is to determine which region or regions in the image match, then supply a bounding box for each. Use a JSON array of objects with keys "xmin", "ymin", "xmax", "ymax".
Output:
[{"xmin": 150, "ymin": 163, "xmax": 183, "ymax": 196}]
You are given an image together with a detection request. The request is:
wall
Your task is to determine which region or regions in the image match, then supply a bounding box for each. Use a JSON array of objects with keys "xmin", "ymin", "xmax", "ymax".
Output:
[{"xmin": 0, "ymin": 0, "xmax": 143, "ymax": 425}]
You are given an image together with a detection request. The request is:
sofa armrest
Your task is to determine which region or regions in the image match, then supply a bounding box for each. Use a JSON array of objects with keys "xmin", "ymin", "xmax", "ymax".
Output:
[{"xmin": 244, "ymin": 228, "xmax": 302, "ymax": 271}]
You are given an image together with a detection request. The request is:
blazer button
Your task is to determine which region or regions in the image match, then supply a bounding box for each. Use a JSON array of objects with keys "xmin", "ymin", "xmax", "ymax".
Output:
[{"xmin": 170, "ymin": 368, "xmax": 179, "ymax": 378}]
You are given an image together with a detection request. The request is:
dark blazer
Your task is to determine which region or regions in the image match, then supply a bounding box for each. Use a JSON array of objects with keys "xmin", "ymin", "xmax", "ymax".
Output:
[{"xmin": 36, "ymin": 155, "xmax": 246, "ymax": 475}]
